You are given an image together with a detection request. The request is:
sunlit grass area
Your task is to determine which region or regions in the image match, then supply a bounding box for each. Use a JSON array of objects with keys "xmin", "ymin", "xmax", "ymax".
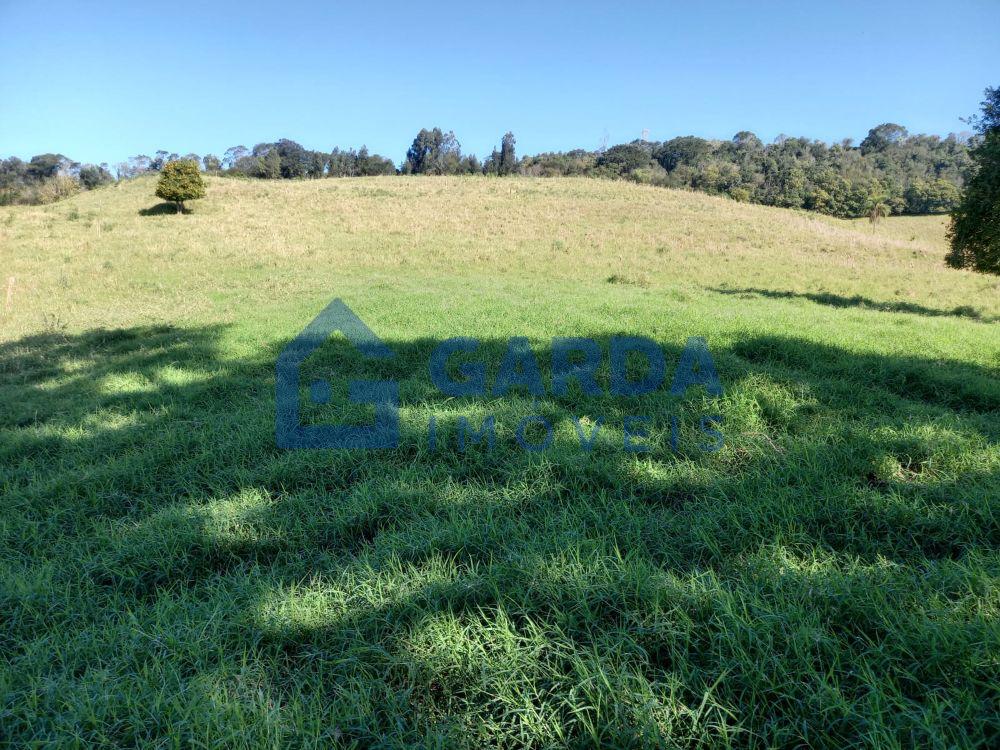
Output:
[{"xmin": 1, "ymin": 177, "xmax": 998, "ymax": 747}]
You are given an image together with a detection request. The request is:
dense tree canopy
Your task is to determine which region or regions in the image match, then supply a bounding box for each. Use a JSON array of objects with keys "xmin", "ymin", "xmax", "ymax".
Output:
[
  {"xmin": 78, "ymin": 164, "xmax": 113, "ymax": 189},
  {"xmin": 26, "ymin": 153, "xmax": 67, "ymax": 181},
  {"xmin": 524, "ymin": 127, "xmax": 972, "ymax": 218},
  {"xmin": 597, "ymin": 144, "xmax": 651, "ymax": 176},
  {"xmin": 860, "ymin": 124, "xmax": 909, "ymax": 155},
  {"xmin": 947, "ymin": 86, "xmax": 1000, "ymax": 274},
  {"xmin": 1, "ymin": 153, "xmax": 112, "ymax": 205},
  {"xmin": 404, "ymin": 128, "xmax": 467, "ymax": 175}
]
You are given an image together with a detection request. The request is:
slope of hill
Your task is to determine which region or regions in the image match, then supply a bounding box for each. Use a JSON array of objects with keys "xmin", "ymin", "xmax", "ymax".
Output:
[
  {"xmin": 2, "ymin": 176, "xmax": 998, "ymax": 339},
  {"xmin": 1, "ymin": 177, "xmax": 997, "ymax": 747}
]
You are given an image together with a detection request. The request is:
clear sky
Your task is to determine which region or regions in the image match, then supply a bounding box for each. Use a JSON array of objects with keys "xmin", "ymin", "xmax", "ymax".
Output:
[{"xmin": 1, "ymin": 0, "xmax": 998, "ymax": 167}]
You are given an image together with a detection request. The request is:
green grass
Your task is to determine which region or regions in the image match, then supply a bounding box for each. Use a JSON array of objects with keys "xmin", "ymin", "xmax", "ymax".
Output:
[{"xmin": 1, "ymin": 177, "xmax": 998, "ymax": 747}]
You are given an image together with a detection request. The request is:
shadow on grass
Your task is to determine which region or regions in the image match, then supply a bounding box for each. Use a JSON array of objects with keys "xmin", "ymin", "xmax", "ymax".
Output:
[
  {"xmin": 1, "ymin": 323, "xmax": 997, "ymax": 746},
  {"xmin": 138, "ymin": 202, "xmax": 187, "ymax": 216},
  {"xmin": 709, "ymin": 285, "xmax": 996, "ymax": 322}
]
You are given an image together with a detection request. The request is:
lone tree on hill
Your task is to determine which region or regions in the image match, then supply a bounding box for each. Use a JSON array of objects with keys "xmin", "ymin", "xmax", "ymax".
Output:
[
  {"xmin": 155, "ymin": 160, "xmax": 205, "ymax": 213},
  {"xmin": 947, "ymin": 86, "xmax": 1000, "ymax": 274}
]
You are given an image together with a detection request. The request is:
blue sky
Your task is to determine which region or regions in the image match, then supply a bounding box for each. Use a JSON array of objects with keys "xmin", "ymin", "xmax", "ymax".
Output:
[{"xmin": 1, "ymin": 0, "xmax": 998, "ymax": 166}]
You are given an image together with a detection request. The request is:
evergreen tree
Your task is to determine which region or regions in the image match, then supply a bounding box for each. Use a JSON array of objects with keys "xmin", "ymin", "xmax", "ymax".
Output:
[
  {"xmin": 499, "ymin": 132, "xmax": 516, "ymax": 175},
  {"xmin": 484, "ymin": 148, "xmax": 501, "ymax": 175}
]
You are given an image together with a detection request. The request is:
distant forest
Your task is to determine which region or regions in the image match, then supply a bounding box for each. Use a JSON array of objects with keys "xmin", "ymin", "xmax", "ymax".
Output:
[{"xmin": 0, "ymin": 123, "xmax": 974, "ymax": 219}]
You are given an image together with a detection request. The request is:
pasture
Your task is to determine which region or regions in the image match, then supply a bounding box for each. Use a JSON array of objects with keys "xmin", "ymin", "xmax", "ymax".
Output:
[{"xmin": 1, "ymin": 176, "xmax": 997, "ymax": 747}]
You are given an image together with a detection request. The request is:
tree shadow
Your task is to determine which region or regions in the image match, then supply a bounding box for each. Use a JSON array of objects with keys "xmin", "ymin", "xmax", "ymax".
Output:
[
  {"xmin": 709, "ymin": 286, "xmax": 996, "ymax": 322},
  {"xmin": 2, "ymin": 322, "xmax": 997, "ymax": 745},
  {"xmin": 138, "ymin": 202, "xmax": 187, "ymax": 216}
]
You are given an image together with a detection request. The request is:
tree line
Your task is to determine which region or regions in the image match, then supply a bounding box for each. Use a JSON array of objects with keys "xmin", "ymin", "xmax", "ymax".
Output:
[
  {"xmin": 0, "ymin": 124, "xmax": 971, "ymax": 218},
  {"xmin": 522, "ymin": 126, "xmax": 971, "ymax": 218}
]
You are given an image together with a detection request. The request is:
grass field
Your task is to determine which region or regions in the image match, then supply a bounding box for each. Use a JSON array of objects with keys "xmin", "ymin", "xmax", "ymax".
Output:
[{"xmin": 1, "ymin": 176, "xmax": 998, "ymax": 748}]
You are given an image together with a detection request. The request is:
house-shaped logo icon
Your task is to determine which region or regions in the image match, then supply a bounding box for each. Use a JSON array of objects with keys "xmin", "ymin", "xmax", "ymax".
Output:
[{"xmin": 275, "ymin": 299, "xmax": 399, "ymax": 449}]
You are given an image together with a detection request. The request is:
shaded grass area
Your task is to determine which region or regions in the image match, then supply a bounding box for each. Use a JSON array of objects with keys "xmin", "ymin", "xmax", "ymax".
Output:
[
  {"xmin": 138, "ymin": 202, "xmax": 189, "ymax": 216},
  {"xmin": 710, "ymin": 286, "xmax": 996, "ymax": 323},
  {"xmin": 1, "ymin": 319, "xmax": 998, "ymax": 748}
]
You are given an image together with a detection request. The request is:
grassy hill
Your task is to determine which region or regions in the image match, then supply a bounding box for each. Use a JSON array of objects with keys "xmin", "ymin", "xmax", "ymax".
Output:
[{"xmin": 1, "ymin": 177, "xmax": 998, "ymax": 747}]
